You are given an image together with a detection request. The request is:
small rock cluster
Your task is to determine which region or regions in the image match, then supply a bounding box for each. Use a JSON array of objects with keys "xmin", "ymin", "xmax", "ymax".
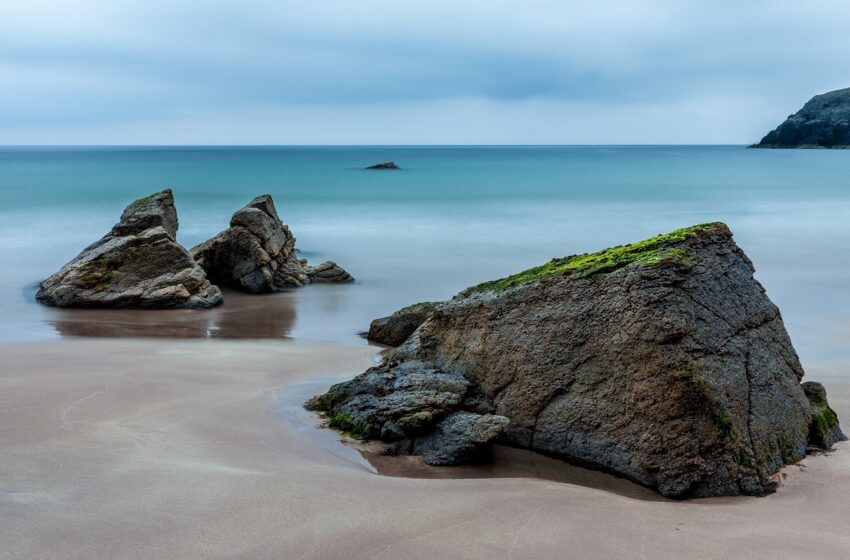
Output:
[{"xmin": 37, "ymin": 190, "xmax": 353, "ymax": 308}]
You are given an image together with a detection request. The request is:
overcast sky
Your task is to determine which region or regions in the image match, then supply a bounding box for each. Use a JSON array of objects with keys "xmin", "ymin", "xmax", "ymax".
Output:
[{"xmin": 1, "ymin": 0, "xmax": 849, "ymax": 144}]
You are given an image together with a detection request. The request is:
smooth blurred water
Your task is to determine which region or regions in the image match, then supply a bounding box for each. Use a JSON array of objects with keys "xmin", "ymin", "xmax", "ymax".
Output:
[{"xmin": 1, "ymin": 146, "xmax": 849, "ymax": 369}]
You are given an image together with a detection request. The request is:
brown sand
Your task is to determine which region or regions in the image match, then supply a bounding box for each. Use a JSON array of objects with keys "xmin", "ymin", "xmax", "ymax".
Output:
[{"xmin": 1, "ymin": 339, "xmax": 849, "ymax": 559}]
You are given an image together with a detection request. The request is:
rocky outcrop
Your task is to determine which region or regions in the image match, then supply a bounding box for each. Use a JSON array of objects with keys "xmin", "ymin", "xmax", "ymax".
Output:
[
  {"xmin": 312, "ymin": 223, "xmax": 845, "ymax": 497},
  {"xmin": 802, "ymin": 382, "xmax": 847, "ymax": 449},
  {"xmin": 36, "ymin": 190, "xmax": 222, "ymax": 309},
  {"xmin": 367, "ymin": 301, "xmax": 441, "ymax": 346},
  {"xmin": 191, "ymin": 195, "xmax": 353, "ymax": 293},
  {"xmin": 306, "ymin": 261, "xmax": 354, "ymax": 284},
  {"xmin": 307, "ymin": 359, "xmax": 508, "ymax": 465},
  {"xmin": 751, "ymin": 87, "xmax": 850, "ymax": 148},
  {"xmin": 366, "ymin": 162, "xmax": 400, "ymax": 170}
]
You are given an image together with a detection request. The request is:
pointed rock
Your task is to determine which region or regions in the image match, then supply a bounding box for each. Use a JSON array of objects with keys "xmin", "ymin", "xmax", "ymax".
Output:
[
  {"xmin": 191, "ymin": 195, "xmax": 353, "ymax": 293},
  {"xmin": 36, "ymin": 189, "xmax": 222, "ymax": 309}
]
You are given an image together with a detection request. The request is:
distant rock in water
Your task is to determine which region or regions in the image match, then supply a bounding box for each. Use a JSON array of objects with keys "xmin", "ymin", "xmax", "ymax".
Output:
[
  {"xmin": 751, "ymin": 87, "xmax": 850, "ymax": 148},
  {"xmin": 36, "ymin": 189, "xmax": 222, "ymax": 309},
  {"xmin": 191, "ymin": 195, "xmax": 353, "ymax": 293},
  {"xmin": 367, "ymin": 301, "xmax": 441, "ymax": 346},
  {"xmin": 365, "ymin": 162, "xmax": 400, "ymax": 170},
  {"xmin": 310, "ymin": 223, "xmax": 845, "ymax": 497}
]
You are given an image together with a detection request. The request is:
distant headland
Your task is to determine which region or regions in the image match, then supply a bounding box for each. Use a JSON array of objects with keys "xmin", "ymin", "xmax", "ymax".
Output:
[{"xmin": 751, "ymin": 87, "xmax": 850, "ymax": 148}]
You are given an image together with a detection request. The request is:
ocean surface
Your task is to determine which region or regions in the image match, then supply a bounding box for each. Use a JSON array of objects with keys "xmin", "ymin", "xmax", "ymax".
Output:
[{"xmin": 1, "ymin": 145, "xmax": 849, "ymax": 369}]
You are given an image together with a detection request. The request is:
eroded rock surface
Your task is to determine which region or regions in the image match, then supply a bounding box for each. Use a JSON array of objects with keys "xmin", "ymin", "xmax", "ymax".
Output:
[
  {"xmin": 312, "ymin": 223, "xmax": 844, "ymax": 497},
  {"xmin": 36, "ymin": 190, "xmax": 222, "ymax": 309},
  {"xmin": 191, "ymin": 195, "xmax": 353, "ymax": 293},
  {"xmin": 751, "ymin": 87, "xmax": 850, "ymax": 148},
  {"xmin": 367, "ymin": 301, "xmax": 441, "ymax": 346}
]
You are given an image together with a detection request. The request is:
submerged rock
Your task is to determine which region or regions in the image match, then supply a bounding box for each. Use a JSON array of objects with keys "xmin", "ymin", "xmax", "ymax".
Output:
[
  {"xmin": 751, "ymin": 87, "xmax": 850, "ymax": 148},
  {"xmin": 36, "ymin": 190, "xmax": 222, "ymax": 309},
  {"xmin": 365, "ymin": 162, "xmax": 400, "ymax": 170},
  {"xmin": 312, "ymin": 222, "xmax": 845, "ymax": 497},
  {"xmin": 191, "ymin": 195, "xmax": 353, "ymax": 293},
  {"xmin": 367, "ymin": 301, "xmax": 441, "ymax": 346}
]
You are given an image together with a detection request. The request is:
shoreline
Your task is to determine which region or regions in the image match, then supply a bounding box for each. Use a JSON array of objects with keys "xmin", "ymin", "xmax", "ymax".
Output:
[{"xmin": 2, "ymin": 337, "xmax": 849, "ymax": 559}]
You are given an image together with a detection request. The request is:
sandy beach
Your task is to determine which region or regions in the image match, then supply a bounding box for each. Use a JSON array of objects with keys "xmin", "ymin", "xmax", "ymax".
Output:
[{"xmin": 1, "ymin": 338, "xmax": 848, "ymax": 559}]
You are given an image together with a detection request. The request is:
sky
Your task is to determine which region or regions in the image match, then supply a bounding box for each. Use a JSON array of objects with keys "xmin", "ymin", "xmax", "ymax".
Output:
[{"xmin": 1, "ymin": 0, "xmax": 849, "ymax": 145}]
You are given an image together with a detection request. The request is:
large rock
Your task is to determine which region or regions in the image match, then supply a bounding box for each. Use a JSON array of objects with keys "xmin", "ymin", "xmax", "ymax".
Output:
[
  {"xmin": 367, "ymin": 301, "xmax": 441, "ymax": 346},
  {"xmin": 312, "ymin": 223, "xmax": 845, "ymax": 497},
  {"xmin": 751, "ymin": 87, "xmax": 850, "ymax": 148},
  {"xmin": 191, "ymin": 195, "xmax": 353, "ymax": 293},
  {"xmin": 36, "ymin": 190, "xmax": 222, "ymax": 309}
]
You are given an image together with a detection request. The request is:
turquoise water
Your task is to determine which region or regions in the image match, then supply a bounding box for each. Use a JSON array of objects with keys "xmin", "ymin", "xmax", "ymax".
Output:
[{"xmin": 1, "ymin": 146, "xmax": 849, "ymax": 369}]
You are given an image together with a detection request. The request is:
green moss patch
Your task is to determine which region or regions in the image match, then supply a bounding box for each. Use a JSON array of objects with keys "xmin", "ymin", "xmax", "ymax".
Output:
[
  {"xmin": 328, "ymin": 411, "xmax": 368, "ymax": 440},
  {"xmin": 131, "ymin": 192, "xmax": 158, "ymax": 206},
  {"xmin": 461, "ymin": 223, "xmax": 721, "ymax": 296}
]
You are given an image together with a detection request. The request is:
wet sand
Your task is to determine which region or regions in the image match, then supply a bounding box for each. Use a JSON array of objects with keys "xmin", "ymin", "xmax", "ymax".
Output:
[{"xmin": 2, "ymin": 339, "xmax": 849, "ymax": 559}]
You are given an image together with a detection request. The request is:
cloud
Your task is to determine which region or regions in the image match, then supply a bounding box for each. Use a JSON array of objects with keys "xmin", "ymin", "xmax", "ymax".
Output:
[{"xmin": 1, "ymin": 0, "xmax": 848, "ymax": 143}]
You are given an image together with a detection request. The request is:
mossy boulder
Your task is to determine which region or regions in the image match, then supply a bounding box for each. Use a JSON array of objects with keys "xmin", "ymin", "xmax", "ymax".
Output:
[
  {"xmin": 36, "ymin": 189, "xmax": 222, "ymax": 309},
  {"xmin": 802, "ymin": 382, "xmax": 847, "ymax": 448},
  {"xmin": 313, "ymin": 223, "xmax": 843, "ymax": 498}
]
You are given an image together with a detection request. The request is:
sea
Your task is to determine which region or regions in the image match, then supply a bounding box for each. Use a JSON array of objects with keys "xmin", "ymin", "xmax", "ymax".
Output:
[{"xmin": 1, "ymin": 145, "xmax": 849, "ymax": 371}]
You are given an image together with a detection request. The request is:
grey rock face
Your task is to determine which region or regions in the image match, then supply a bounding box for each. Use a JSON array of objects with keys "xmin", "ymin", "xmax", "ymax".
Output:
[
  {"xmin": 367, "ymin": 301, "xmax": 441, "ymax": 346},
  {"xmin": 751, "ymin": 87, "xmax": 850, "ymax": 148},
  {"xmin": 313, "ymin": 223, "xmax": 844, "ymax": 497},
  {"xmin": 388, "ymin": 412, "xmax": 510, "ymax": 466},
  {"xmin": 191, "ymin": 195, "xmax": 353, "ymax": 293},
  {"xmin": 802, "ymin": 382, "xmax": 847, "ymax": 449},
  {"xmin": 36, "ymin": 190, "xmax": 222, "ymax": 309}
]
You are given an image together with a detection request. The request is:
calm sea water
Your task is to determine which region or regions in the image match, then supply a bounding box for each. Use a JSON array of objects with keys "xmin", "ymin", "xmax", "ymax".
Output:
[{"xmin": 1, "ymin": 146, "xmax": 849, "ymax": 370}]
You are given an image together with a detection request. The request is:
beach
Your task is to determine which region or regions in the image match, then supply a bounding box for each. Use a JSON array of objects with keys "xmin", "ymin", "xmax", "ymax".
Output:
[
  {"xmin": 2, "ymin": 146, "xmax": 850, "ymax": 557},
  {"xmin": 2, "ymin": 338, "xmax": 848, "ymax": 559}
]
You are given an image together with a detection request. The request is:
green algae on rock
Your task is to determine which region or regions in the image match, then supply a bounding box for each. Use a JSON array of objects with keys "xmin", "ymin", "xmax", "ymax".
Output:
[
  {"xmin": 460, "ymin": 223, "xmax": 718, "ymax": 296},
  {"xmin": 802, "ymin": 381, "xmax": 847, "ymax": 448}
]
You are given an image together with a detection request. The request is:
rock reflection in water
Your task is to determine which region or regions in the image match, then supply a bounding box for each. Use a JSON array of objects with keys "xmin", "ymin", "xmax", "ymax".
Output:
[{"xmin": 47, "ymin": 288, "xmax": 296, "ymax": 339}]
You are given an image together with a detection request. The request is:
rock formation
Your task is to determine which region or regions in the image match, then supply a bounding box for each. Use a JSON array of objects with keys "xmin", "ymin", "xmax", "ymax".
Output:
[
  {"xmin": 751, "ymin": 87, "xmax": 850, "ymax": 148},
  {"xmin": 36, "ymin": 189, "xmax": 222, "ymax": 309},
  {"xmin": 191, "ymin": 195, "xmax": 353, "ymax": 293},
  {"xmin": 365, "ymin": 162, "xmax": 400, "ymax": 170},
  {"xmin": 306, "ymin": 261, "xmax": 355, "ymax": 284},
  {"xmin": 311, "ymin": 223, "xmax": 845, "ymax": 497},
  {"xmin": 367, "ymin": 301, "xmax": 440, "ymax": 346},
  {"xmin": 802, "ymin": 382, "xmax": 846, "ymax": 448}
]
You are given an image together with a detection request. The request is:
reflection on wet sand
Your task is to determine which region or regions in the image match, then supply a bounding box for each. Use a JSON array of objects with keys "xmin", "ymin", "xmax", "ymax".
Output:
[
  {"xmin": 47, "ymin": 288, "xmax": 297, "ymax": 338},
  {"xmin": 358, "ymin": 443, "xmax": 666, "ymax": 501}
]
